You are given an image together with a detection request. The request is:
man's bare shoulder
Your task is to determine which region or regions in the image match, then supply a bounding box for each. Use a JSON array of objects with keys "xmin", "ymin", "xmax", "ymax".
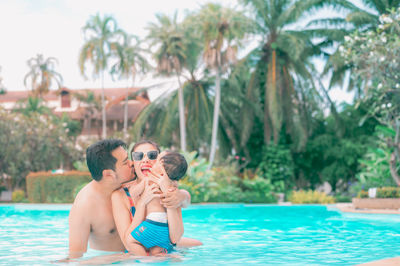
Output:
[{"xmin": 71, "ymin": 181, "xmax": 97, "ymax": 211}]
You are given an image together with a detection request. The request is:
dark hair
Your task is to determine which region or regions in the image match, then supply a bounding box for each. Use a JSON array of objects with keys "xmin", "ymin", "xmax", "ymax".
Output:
[
  {"xmin": 86, "ymin": 139, "xmax": 127, "ymax": 181},
  {"xmin": 132, "ymin": 139, "xmax": 160, "ymax": 153},
  {"xmin": 161, "ymin": 151, "xmax": 188, "ymax": 181}
]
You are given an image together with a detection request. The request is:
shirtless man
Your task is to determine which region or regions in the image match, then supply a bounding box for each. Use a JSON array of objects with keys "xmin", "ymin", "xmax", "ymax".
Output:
[{"xmin": 68, "ymin": 139, "xmax": 191, "ymax": 259}]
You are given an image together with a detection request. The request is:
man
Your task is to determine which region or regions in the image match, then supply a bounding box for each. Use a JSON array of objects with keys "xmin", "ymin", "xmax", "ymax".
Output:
[{"xmin": 68, "ymin": 139, "xmax": 192, "ymax": 259}]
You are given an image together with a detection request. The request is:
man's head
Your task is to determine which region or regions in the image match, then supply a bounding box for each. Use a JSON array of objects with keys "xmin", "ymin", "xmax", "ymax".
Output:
[
  {"xmin": 157, "ymin": 151, "xmax": 188, "ymax": 181},
  {"xmin": 86, "ymin": 139, "xmax": 133, "ymax": 183}
]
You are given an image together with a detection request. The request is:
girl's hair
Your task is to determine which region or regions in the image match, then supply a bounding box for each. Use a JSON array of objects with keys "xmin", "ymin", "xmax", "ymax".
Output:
[{"xmin": 131, "ymin": 139, "xmax": 160, "ymax": 152}]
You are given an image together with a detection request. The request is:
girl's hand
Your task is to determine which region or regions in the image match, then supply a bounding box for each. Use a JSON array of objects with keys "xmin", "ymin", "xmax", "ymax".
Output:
[
  {"xmin": 127, "ymin": 179, "xmax": 145, "ymax": 199},
  {"xmin": 137, "ymin": 179, "xmax": 161, "ymax": 207}
]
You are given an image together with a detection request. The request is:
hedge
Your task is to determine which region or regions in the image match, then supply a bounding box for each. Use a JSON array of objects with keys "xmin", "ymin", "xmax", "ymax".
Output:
[
  {"xmin": 26, "ymin": 171, "xmax": 91, "ymax": 203},
  {"xmin": 357, "ymin": 187, "xmax": 400, "ymax": 199}
]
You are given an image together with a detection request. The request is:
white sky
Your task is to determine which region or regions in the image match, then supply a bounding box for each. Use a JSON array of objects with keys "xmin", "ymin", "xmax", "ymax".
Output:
[{"xmin": 0, "ymin": 0, "xmax": 355, "ymax": 103}]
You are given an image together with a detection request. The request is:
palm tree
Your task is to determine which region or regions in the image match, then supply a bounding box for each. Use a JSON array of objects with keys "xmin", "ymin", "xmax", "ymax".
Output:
[
  {"xmin": 24, "ymin": 54, "xmax": 62, "ymax": 97},
  {"xmin": 192, "ymin": 3, "xmax": 251, "ymax": 168},
  {"xmin": 79, "ymin": 13, "xmax": 123, "ymax": 139},
  {"xmin": 14, "ymin": 96, "xmax": 52, "ymax": 116},
  {"xmin": 132, "ymin": 17, "xmax": 213, "ymax": 153},
  {"xmin": 73, "ymin": 91, "xmax": 102, "ymax": 136},
  {"xmin": 239, "ymin": 0, "xmax": 331, "ymax": 149},
  {"xmin": 146, "ymin": 12, "xmax": 187, "ymax": 151},
  {"xmin": 111, "ymin": 33, "xmax": 150, "ymax": 139}
]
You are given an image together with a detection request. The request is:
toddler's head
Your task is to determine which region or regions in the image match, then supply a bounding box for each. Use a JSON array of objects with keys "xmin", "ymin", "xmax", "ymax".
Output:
[{"xmin": 152, "ymin": 151, "xmax": 188, "ymax": 181}]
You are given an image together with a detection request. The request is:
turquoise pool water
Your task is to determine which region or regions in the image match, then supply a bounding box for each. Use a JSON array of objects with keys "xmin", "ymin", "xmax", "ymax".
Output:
[{"xmin": 0, "ymin": 204, "xmax": 399, "ymax": 265}]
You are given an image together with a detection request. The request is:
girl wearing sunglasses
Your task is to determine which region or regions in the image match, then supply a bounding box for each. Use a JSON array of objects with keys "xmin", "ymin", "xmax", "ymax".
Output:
[{"xmin": 111, "ymin": 140, "xmax": 202, "ymax": 257}]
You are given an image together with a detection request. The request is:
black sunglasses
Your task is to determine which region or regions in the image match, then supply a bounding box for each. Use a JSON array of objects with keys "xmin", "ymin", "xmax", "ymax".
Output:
[{"xmin": 131, "ymin": 150, "xmax": 159, "ymax": 161}]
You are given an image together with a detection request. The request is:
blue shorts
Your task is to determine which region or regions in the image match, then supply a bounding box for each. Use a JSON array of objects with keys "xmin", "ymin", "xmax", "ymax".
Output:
[{"xmin": 131, "ymin": 219, "xmax": 174, "ymax": 252}]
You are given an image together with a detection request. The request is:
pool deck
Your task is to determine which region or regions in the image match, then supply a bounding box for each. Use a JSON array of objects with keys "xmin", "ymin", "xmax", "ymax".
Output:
[
  {"xmin": 335, "ymin": 203, "xmax": 400, "ymax": 266},
  {"xmin": 358, "ymin": 257, "xmax": 400, "ymax": 266},
  {"xmin": 335, "ymin": 203, "xmax": 400, "ymax": 214}
]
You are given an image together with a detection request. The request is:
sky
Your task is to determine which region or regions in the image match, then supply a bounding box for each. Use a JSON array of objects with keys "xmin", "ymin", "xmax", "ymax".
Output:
[{"xmin": 0, "ymin": 0, "xmax": 354, "ymax": 103}]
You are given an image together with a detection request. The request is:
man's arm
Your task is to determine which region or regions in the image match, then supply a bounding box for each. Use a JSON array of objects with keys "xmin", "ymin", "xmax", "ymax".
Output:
[
  {"xmin": 161, "ymin": 188, "xmax": 191, "ymax": 209},
  {"xmin": 68, "ymin": 201, "xmax": 91, "ymax": 259}
]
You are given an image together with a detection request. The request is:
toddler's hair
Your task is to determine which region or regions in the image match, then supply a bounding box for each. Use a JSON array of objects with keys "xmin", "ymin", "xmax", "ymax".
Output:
[{"xmin": 160, "ymin": 151, "xmax": 188, "ymax": 181}]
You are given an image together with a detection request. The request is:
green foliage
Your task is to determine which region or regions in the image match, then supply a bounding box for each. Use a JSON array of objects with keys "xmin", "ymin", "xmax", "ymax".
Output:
[
  {"xmin": 288, "ymin": 190, "xmax": 335, "ymax": 204},
  {"xmin": 377, "ymin": 187, "xmax": 400, "ymax": 198},
  {"xmin": 0, "ymin": 109, "xmax": 83, "ymax": 190},
  {"xmin": 257, "ymin": 144, "xmax": 294, "ymax": 191},
  {"xmin": 26, "ymin": 171, "xmax": 91, "ymax": 203},
  {"xmin": 356, "ymin": 126, "xmax": 396, "ymax": 190},
  {"xmin": 293, "ymin": 103, "xmax": 377, "ymax": 191},
  {"xmin": 73, "ymin": 160, "xmax": 89, "ymax": 172},
  {"xmin": 357, "ymin": 190, "xmax": 369, "ymax": 198},
  {"xmin": 240, "ymin": 176, "xmax": 277, "ymax": 203},
  {"xmin": 343, "ymin": 9, "xmax": 400, "ymax": 186},
  {"xmin": 334, "ymin": 194, "xmax": 352, "ymax": 203},
  {"xmin": 179, "ymin": 151, "xmax": 277, "ymax": 203},
  {"xmin": 12, "ymin": 189, "xmax": 25, "ymax": 203},
  {"xmin": 357, "ymin": 187, "xmax": 400, "ymax": 198}
]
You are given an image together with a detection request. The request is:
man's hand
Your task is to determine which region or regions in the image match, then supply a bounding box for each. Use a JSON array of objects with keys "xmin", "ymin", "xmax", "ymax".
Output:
[{"xmin": 161, "ymin": 188, "xmax": 189, "ymax": 209}]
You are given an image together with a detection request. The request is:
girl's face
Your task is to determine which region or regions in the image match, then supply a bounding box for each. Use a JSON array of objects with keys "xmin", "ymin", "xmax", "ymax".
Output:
[{"xmin": 132, "ymin": 143, "xmax": 159, "ymax": 180}]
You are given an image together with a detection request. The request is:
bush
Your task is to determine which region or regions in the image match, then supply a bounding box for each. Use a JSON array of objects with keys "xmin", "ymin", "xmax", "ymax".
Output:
[
  {"xmin": 334, "ymin": 194, "xmax": 352, "ymax": 203},
  {"xmin": 257, "ymin": 144, "xmax": 294, "ymax": 191},
  {"xmin": 357, "ymin": 187, "xmax": 400, "ymax": 198},
  {"xmin": 12, "ymin": 189, "xmax": 25, "ymax": 202},
  {"xmin": 377, "ymin": 187, "xmax": 400, "ymax": 198},
  {"xmin": 0, "ymin": 109, "xmax": 83, "ymax": 190},
  {"xmin": 288, "ymin": 190, "xmax": 335, "ymax": 204},
  {"xmin": 180, "ymin": 151, "xmax": 278, "ymax": 203},
  {"xmin": 357, "ymin": 190, "xmax": 369, "ymax": 198},
  {"xmin": 26, "ymin": 171, "xmax": 91, "ymax": 203},
  {"xmin": 240, "ymin": 176, "xmax": 277, "ymax": 203}
]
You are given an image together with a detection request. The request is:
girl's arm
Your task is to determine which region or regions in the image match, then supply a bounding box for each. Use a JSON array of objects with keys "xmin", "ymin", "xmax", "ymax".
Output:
[
  {"xmin": 112, "ymin": 180, "xmax": 161, "ymax": 248},
  {"xmin": 111, "ymin": 189, "xmax": 145, "ymax": 249}
]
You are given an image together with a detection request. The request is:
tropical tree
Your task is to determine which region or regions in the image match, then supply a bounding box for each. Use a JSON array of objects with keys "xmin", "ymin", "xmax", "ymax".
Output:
[
  {"xmin": 79, "ymin": 13, "xmax": 123, "ymax": 139},
  {"xmin": 342, "ymin": 9, "xmax": 400, "ymax": 185},
  {"xmin": 73, "ymin": 91, "xmax": 102, "ymax": 136},
  {"xmin": 111, "ymin": 33, "xmax": 150, "ymax": 138},
  {"xmin": 132, "ymin": 16, "xmax": 213, "ymax": 153},
  {"xmin": 24, "ymin": 54, "xmax": 63, "ymax": 97},
  {"xmin": 192, "ymin": 3, "xmax": 251, "ymax": 168},
  {"xmin": 320, "ymin": 0, "xmax": 400, "ymax": 95},
  {"xmin": 146, "ymin": 12, "xmax": 187, "ymax": 151},
  {"xmin": 239, "ymin": 0, "xmax": 332, "ymax": 150},
  {"xmin": 13, "ymin": 96, "xmax": 51, "ymax": 116}
]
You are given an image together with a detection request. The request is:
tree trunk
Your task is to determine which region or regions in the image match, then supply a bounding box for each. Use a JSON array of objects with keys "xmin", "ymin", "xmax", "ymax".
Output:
[
  {"xmin": 390, "ymin": 120, "xmax": 400, "ymax": 186},
  {"xmin": 101, "ymin": 71, "xmax": 107, "ymax": 139},
  {"xmin": 177, "ymin": 75, "xmax": 186, "ymax": 152},
  {"xmin": 123, "ymin": 81, "xmax": 130, "ymax": 139},
  {"xmin": 208, "ymin": 67, "xmax": 221, "ymax": 169}
]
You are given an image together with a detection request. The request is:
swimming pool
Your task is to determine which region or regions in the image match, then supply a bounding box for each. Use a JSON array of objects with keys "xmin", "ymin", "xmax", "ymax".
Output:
[{"xmin": 0, "ymin": 204, "xmax": 399, "ymax": 265}]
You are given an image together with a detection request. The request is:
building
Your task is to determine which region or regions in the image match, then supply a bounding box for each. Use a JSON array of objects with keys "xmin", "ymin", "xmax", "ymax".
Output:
[{"xmin": 0, "ymin": 87, "xmax": 150, "ymax": 138}]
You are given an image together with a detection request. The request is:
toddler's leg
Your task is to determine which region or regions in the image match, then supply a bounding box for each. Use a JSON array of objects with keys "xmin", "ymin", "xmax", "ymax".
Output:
[
  {"xmin": 126, "ymin": 234, "xmax": 148, "ymax": 256},
  {"xmin": 149, "ymin": 246, "xmax": 167, "ymax": 256}
]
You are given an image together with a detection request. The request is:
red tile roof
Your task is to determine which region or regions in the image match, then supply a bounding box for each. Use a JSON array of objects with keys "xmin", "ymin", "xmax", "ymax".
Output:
[{"xmin": 0, "ymin": 87, "xmax": 149, "ymax": 103}]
